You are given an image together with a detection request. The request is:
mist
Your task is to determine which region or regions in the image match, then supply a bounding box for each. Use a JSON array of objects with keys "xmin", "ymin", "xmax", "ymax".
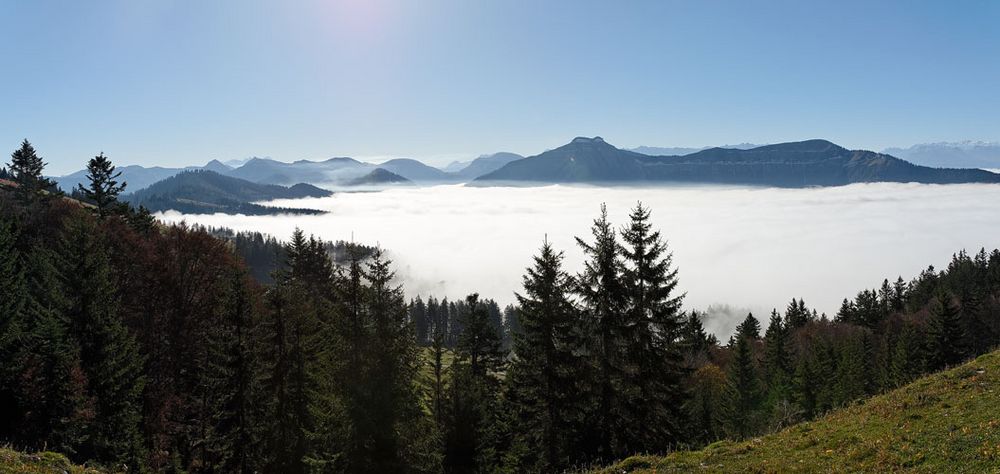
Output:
[{"xmin": 156, "ymin": 183, "xmax": 1000, "ymax": 338}]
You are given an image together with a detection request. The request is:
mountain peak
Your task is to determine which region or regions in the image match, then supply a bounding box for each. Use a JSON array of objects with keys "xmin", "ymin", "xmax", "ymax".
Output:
[{"xmin": 571, "ymin": 136, "xmax": 606, "ymax": 145}]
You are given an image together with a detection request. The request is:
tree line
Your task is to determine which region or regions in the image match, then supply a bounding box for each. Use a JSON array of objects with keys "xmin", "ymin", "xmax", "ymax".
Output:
[{"xmin": 2, "ymin": 140, "xmax": 1000, "ymax": 472}]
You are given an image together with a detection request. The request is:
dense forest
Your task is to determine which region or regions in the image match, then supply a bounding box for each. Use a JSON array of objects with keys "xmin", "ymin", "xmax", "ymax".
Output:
[{"xmin": 3, "ymin": 140, "xmax": 1000, "ymax": 473}]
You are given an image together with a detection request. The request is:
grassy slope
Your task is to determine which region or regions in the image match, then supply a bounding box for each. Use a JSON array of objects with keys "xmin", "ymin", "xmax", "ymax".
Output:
[
  {"xmin": 0, "ymin": 448, "xmax": 103, "ymax": 474},
  {"xmin": 600, "ymin": 350, "xmax": 1000, "ymax": 473}
]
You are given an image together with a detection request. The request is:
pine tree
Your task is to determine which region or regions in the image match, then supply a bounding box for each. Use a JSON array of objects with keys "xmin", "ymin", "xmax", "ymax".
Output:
[
  {"xmin": 735, "ymin": 313, "xmax": 761, "ymax": 341},
  {"xmin": 8, "ymin": 140, "xmax": 57, "ymax": 204},
  {"xmin": 443, "ymin": 293, "xmax": 506, "ymax": 472},
  {"xmin": 926, "ymin": 291, "xmax": 966, "ymax": 369},
  {"xmin": 783, "ymin": 298, "xmax": 811, "ymax": 329},
  {"xmin": 56, "ymin": 217, "xmax": 146, "ymax": 468},
  {"xmin": 763, "ymin": 310, "xmax": 793, "ymax": 427},
  {"xmin": 0, "ymin": 217, "xmax": 26, "ymax": 439},
  {"xmin": 618, "ymin": 201, "xmax": 687, "ymax": 452},
  {"xmin": 684, "ymin": 363, "xmax": 726, "ymax": 444},
  {"xmin": 574, "ymin": 203, "xmax": 628, "ymax": 460},
  {"xmin": 77, "ymin": 153, "xmax": 127, "ymax": 218},
  {"xmin": 890, "ymin": 323, "xmax": 925, "ymax": 387},
  {"xmin": 723, "ymin": 334, "xmax": 761, "ymax": 439},
  {"xmin": 506, "ymin": 240, "xmax": 590, "ymax": 471},
  {"xmin": 834, "ymin": 334, "xmax": 869, "ymax": 406},
  {"xmin": 204, "ymin": 269, "xmax": 262, "ymax": 473},
  {"xmin": 358, "ymin": 248, "xmax": 439, "ymax": 472}
]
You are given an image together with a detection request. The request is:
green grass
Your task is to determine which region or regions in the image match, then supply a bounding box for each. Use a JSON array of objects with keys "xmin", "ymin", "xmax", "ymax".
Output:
[
  {"xmin": 0, "ymin": 447, "xmax": 104, "ymax": 474},
  {"xmin": 597, "ymin": 350, "xmax": 1000, "ymax": 473}
]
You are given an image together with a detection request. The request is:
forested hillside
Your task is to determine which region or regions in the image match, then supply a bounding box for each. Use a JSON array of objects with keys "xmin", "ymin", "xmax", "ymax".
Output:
[
  {"xmin": 4, "ymin": 140, "xmax": 1000, "ymax": 472},
  {"xmin": 126, "ymin": 169, "xmax": 331, "ymax": 215}
]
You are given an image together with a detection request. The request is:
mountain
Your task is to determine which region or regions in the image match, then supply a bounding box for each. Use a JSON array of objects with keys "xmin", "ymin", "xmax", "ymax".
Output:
[
  {"xmin": 884, "ymin": 141, "xmax": 1000, "ymax": 169},
  {"xmin": 128, "ymin": 170, "xmax": 331, "ymax": 215},
  {"xmin": 451, "ymin": 152, "xmax": 524, "ymax": 179},
  {"xmin": 630, "ymin": 143, "xmax": 762, "ymax": 156},
  {"xmin": 54, "ymin": 165, "xmax": 185, "ymax": 194},
  {"xmin": 377, "ymin": 158, "xmax": 454, "ymax": 182},
  {"xmin": 202, "ymin": 159, "xmax": 232, "ymax": 173},
  {"xmin": 347, "ymin": 168, "xmax": 412, "ymax": 186},
  {"xmin": 596, "ymin": 349, "xmax": 1000, "ymax": 473},
  {"xmin": 478, "ymin": 137, "xmax": 1000, "ymax": 186},
  {"xmin": 224, "ymin": 156, "xmax": 372, "ymax": 185}
]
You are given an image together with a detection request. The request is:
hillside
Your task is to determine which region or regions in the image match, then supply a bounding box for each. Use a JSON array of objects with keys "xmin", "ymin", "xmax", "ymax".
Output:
[
  {"xmin": 478, "ymin": 137, "xmax": 1000, "ymax": 186},
  {"xmin": 347, "ymin": 168, "xmax": 412, "ymax": 185},
  {"xmin": 0, "ymin": 448, "xmax": 101, "ymax": 474},
  {"xmin": 451, "ymin": 152, "xmax": 524, "ymax": 179},
  {"xmin": 598, "ymin": 350, "xmax": 1000, "ymax": 473},
  {"xmin": 377, "ymin": 158, "xmax": 455, "ymax": 182},
  {"xmin": 128, "ymin": 170, "xmax": 331, "ymax": 215}
]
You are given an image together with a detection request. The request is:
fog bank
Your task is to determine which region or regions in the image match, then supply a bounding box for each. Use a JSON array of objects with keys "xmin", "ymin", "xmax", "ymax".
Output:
[{"xmin": 156, "ymin": 183, "xmax": 1000, "ymax": 338}]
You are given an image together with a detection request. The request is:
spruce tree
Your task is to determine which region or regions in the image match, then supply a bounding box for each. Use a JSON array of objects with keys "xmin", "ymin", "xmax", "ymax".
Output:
[
  {"xmin": 783, "ymin": 298, "xmax": 811, "ymax": 329},
  {"xmin": 359, "ymin": 248, "xmax": 439, "ymax": 472},
  {"xmin": 723, "ymin": 333, "xmax": 761, "ymax": 439},
  {"xmin": 763, "ymin": 309, "xmax": 793, "ymax": 426},
  {"xmin": 78, "ymin": 153, "xmax": 127, "ymax": 218},
  {"xmin": 890, "ymin": 323, "xmax": 925, "ymax": 387},
  {"xmin": 507, "ymin": 240, "xmax": 590, "ymax": 471},
  {"xmin": 735, "ymin": 313, "xmax": 761, "ymax": 341},
  {"xmin": 574, "ymin": 203, "xmax": 628, "ymax": 460},
  {"xmin": 57, "ymin": 216, "xmax": 146, "ymax": 468},
  {"xmin": 444, "ymin": 293, "xmax": 506, "ymax": 472},
  {"xmin": 0, "ymin": 218, "xmax": 26, "ymax": 439},
  {"xmin": 619, "ymin": 201, "xmax": 687, "ymax": 451},
  {"xmin": 8, "ymin": 140, "xmax": 57, "ymax": 204},
  {"xmin": 204, "ymin": 269, "xmax": 262, "ymax": 473},
  {"xmin": 926, "ymin": 291, "xmax": 966, "ymax": 369}
]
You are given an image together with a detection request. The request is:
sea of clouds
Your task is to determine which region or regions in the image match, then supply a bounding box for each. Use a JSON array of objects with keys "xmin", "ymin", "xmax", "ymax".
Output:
[{"xmin": 156, "ymin": 183, "xmax": 1000, "ymax": 338}]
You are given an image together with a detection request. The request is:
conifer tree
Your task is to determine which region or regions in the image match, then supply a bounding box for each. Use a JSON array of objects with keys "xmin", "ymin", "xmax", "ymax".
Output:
[
  {"xmin": 685, "ymin": 363, "xmax": 726, "ymax": 443},
  {"xmin": 507, "ymin": 240, "xmax": 589, "ymax": 471},
  {"xmin": 574, "ymin": 203, "xmax": 628, "ymax": 460},
  {"xmin": 926, "ymin": 291, "xmax": 966, "ymax": 369},
  {"xmin": 0, "ymin": 218, "xmax": 26, "ymax": 439},
  {"xmin": 735, "ymin": 313, "xmax": 761, "ymax": 341},
  {"xmin": 783, "ymin": 298, "xmax": 811, "ymax": 329},
  {"xmin": 359, "ymin": 248, "xmax": 439, "ymax": 472},
  {"xmin": 723, "ymin": 334, "xmax": 761, "ymax": 439},
  {"xmin": 204, "ymin": 269, "xmax": 262, "ymax": 473},
  {"xmin": 8, "ymin": 140, "xmax": 57, "ymax": 204},
  {"xmin": 619, "ymin": 201, "xmax": 687, "ymax": 451},
  {"xmin": 834, "ymin": 334, "xmax": 869, "ymax": 406},
  {"xmin": 763, "ymin": 309, "xmax": 793, "ymax": 425},
  {"xmin": 57, "ymin": 217, "xmax": 146, "ymax": 468},
  {"xmin": 78, "ymin": 153, "xmax": 127, "ymax": 218},
  {"xmin": 890, "ymin": 323, "xmax": 925, "ymax": 387},
  {"xmin": 443, "ymin": 293, "xmax": 506, "ymax": 472}
]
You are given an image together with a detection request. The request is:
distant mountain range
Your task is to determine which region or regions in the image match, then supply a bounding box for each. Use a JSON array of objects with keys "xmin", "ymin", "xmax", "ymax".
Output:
[
  {"xmin": 53, "ymin": 138, "xmax": 1000, "ymax": 196},
  {"xmin": 127, "ymin": 170, "xmax": 331, "ymax": 215},
  {"xmin": 883, "ymin": 142, "xmax": 1000, "ymax": 169},
  {"xmin": 53, "ymin": 151, "xmax": 524, "ymax": 194},
  {"xmin": 477, "ymin": 137, "xmax": 1000, "ymax": 186}
]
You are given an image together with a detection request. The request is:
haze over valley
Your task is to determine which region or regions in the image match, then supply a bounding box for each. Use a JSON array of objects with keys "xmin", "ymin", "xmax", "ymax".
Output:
[{"xmin": 155, "ymin": 181, "xmax": 1000, "ymax": 338}]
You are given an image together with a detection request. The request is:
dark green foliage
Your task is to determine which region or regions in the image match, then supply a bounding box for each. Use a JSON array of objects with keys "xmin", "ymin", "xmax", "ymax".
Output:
[
  {"xmin": 763, "ymin": 310, "xmax": 794, "ymax": 428},
  {"xmin": 890, "ymin": 323, "xmax": 925, "ymax": 387},
  {"xmin": 783, "ymin": 298, "xmax": 812, "ymax": 329},
  {"xmin": 618, "ymin": 202, "xmax": 687, "ymax": 452},
  {"xmin": 723, "ymin": 334, "xmax": 761, "ymax": 439},
  {"xmin": 735, "ymin": 313, "xmax": 761, "ymax": 341},
  {"xmin": 575, "ymin": 204, "xmax": 629, "ymax": 461},
  {"xmin": 56, "ymin": 217, "xmax": 146, "ymax": 468},
  {"xmin": 506, "ymin": 241, "xmax": 590, "ymax": 471},
  {"xmin": 926, "ymin": 291, "xmax": 966, "ymax": 370},
  {"xmin": 77, "ymin": 153, "xmax": 127, "ymax": 218},
  {"xmin": 443, "ymin": 294, "xmax": 506, "ymax": 472},
  {"xmin": 8, "ymin": 140, "xmax": 58, "ymax": 204}
]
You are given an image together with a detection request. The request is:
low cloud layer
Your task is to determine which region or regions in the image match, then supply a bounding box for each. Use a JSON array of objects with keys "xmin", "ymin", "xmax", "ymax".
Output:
[{"xmin": 157, "ymin": 183, "xmax": 1000, "ymax": 338}]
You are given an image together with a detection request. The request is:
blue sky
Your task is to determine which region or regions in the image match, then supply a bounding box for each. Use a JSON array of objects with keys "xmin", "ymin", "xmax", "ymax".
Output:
[{"xmin": 2, "ymin": 0, "xmax": 998, "ymax": 174}]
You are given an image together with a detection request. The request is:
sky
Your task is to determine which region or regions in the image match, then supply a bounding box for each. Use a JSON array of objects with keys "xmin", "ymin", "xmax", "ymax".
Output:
[{"xmin": 2, "ymin": 0, "xmax": 999, "ymax": 175}]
